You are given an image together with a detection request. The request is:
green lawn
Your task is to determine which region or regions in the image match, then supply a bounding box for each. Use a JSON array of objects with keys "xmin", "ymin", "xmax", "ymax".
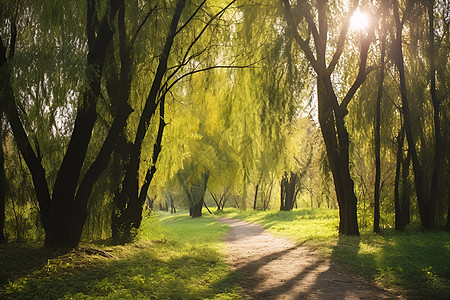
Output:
[
  {"xmin": 217, "ymin": 208, "xmax": 450, "ymax": 298},
  {"xmin": 0, "ymin": 212, "xmax": 240, "ymax": 299},
  {"xmin": 1, "ymin": 208, "xmax": 449, "ymax": 298}
]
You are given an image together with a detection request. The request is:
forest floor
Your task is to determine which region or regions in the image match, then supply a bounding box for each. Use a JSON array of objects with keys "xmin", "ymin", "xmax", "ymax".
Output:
[{"xmin": 218, "ymin": 217, "xmax": 399, "ymax": 299}]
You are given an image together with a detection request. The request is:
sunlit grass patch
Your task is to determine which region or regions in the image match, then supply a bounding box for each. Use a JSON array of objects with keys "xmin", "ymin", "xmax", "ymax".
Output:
[
  {"xmin": 0, "ymin": 212, "xmax": 241, "ymax": 299},
  {"xmin": 218, "ymin": 208, "xmax": 339, "ymax": 247}
]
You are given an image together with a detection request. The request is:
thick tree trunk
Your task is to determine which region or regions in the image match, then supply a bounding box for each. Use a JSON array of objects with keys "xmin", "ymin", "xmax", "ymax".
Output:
[
  {"xmin": 318, "ymin": 79, "xmax": 359, "ymax": 235},
  {"xmin": 72, "ymin": 1, "xmax": 132, "ymax": 244},
  {"xmin": 46, "ymin": 0, "xmax": 120, "ymax": 248},
  {"xmin": 189, "ymin": 173, "xmax": 209, "ymax": 218},
  {"xmin": 191, "ymin": 202, "xmax": 203, "ymax": 218},
  {"xmin": 1, "ymin": 0, "xmax": 120, "ymax": 249},
  {"xmin": 280, "ymin": 172, "xmax": 297, "ymax": 212}
]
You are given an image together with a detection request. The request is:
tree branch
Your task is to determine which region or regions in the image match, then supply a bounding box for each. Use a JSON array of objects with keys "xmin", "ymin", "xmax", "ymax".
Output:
[
  {"xmin": 327, "ymin": 0, "xmax": 359, "ymax": 74},
  {"xmin": 130, "ymin": 5, "xmax": 157, "ymax": 48},
  {"xmin": 281, "ymin": 0, "xmax": 318, "ymax": 72}
]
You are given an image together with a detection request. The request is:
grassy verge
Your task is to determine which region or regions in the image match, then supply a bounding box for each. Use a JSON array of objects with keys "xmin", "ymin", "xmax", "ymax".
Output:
[
  {"xmin": 217, "ymin": 208, "xmax": 450, "ymax": 298},
  {"xmin": 0, "ymin": 211, "xmax": 240, "ymax": 299}
]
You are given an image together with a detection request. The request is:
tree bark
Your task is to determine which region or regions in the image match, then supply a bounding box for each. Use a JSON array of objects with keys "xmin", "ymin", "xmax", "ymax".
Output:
[
  {"xmin": 374, "ymin": 18, "xmax": 386, "ymax": 233},
  {"xmin": 400, "ymin": 149, "xmax": 411, "ymax": 229},
  {"xmin": 45, "ymin": 0, "xmax": 120, "ymax": 248},
  {"xmin": 1, "ymin": 18, "xmax": 52, "ymax": 242},
  {"xmin": 427, "ymin": 0, "xmax": 441, "ymax": 230},
  {"xmin": 0, "ymin": 126, "xmax": 5, "ymax": 244},
  {"xmin": 112, "ymin": 0, "xmax": 186, "ymax": 241},
  {"xmin": 392, "ymin": 1, "xmax": 433, "ymax": 230},
  {"xmin": 394, "ymin": 124, "xmax": 404, "ymax": 230},
  {"xmin": 253, "ymin": 184, "xmax": 259, "ymax": 210},
  {"xmin": 280, "ymin": 172, "xmax": 297, "ymax": 212}
]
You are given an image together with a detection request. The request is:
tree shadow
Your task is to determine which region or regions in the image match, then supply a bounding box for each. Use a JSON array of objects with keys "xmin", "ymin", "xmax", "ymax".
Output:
[
  {"xmin": 296, "ymin": 235, "xmax": 398, "ymax": 299},
  {"xmin": 213, "ymin": 233, "xmax": 399, "ymax": 299},
  {"xmin": 0, "ymin": 243, "xmax": 64, "ymax": 286}
]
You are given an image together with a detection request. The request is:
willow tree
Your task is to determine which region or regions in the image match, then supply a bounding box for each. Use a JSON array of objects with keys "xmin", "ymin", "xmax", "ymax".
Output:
[
  {"xmin": 0, "ymin": 0, "xmax": 125, "ymax": 248},
  {"xmin": 390, "ymin": 0, "xmax": 448, "ymax": 229},
  {"xmin": 281, "ymin": 0, "xmax": 380, "ymax": 235},
  {"xmin": 111, "ymin": 0, "xmax": 243, "ymax": 240}
]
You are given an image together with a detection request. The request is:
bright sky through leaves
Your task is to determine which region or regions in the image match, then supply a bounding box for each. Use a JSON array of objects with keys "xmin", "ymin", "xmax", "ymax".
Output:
[{"xmin": 350, "ymin": 8, "xmax": 369, "ymax": 31}]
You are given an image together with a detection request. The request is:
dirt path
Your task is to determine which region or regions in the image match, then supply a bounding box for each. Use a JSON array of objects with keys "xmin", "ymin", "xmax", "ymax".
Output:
[{"xmin": 217, "ymin": 218, "xmax": 399, "ymax": 300}]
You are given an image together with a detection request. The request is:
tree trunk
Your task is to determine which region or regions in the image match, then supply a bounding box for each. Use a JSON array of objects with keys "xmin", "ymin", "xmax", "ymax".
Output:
[
  {"xmin": 46, "ymin": 0, "xmax": 120, "ymax": 248},
  {"xmin": 170, "ymin": 196, "xmax": 176, "ymax": 214},
  {"xmin": 374, "ymin": 23, "xmax": 386, "ymax": 233},
  {"xmin": 427, "ymin": 0, "xmax": 441, "ymax": 230},
  {"xmin": 400, "ymin": 149, "xmax": 411, "ymax": 229},
  {"xmin": 112, "ymin": 0, "xmax": 186, "ymax": 241},
  {"xmin": 1, "ymin": 24, "xmax": 52, "ymax": 242},
  {"xmin": 72, "ymin": 1, "xmax": 133, "ymax": 244},
  {"xmin": 280, "ymin": 172, "xmax": 297, "ymax": 212},
  {"xmin": 318, "ymin": 79, "xmax": 359, "ymax": 235},
  {"xmin": 394, "ymin": 123, "xmax": 405, "ymax": 230},
  {"xmin": 280, "ymin": 172, "xmax": 286, "ymax": 211},
  {"xmin": 253, "ymin": 184, "xmax": 259, "ymax": 210},
  {"xmin": 393, "ymin": 2, "xmax": 432, "ymax": 230},
  {"xmin": 190, "ymin": 172, "xmax": 209, "ymax": 218},
  {"xmin": 0, "ymin": 128, "xmax": 5, "ymax": 244}
]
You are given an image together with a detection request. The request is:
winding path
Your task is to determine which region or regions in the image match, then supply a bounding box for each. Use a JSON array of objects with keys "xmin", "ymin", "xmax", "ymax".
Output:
[{"xmin": 217, "ymin": 218, "xmax": 399, "ymax": 300}]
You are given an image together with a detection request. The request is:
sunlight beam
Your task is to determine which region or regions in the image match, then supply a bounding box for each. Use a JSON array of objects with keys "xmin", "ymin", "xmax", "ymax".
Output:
[{"xmin": 350, "ymin": 8, "xmax": 369, "ymax": 32}]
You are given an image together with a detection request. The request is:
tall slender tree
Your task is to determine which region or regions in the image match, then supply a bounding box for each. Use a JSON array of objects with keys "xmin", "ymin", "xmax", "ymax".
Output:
[{"xmin": 373, "ymin": 7, "xmax": 387, "ymax": 233}]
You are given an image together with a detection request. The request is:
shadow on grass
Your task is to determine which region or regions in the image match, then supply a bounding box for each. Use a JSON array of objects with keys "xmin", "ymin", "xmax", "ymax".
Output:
[
  {"xmin": 0, "ymin": 243, "xmax": 63, "ymax": 286},
  {"xmin": 212, "ymin": 229, "xmax": 395, "ymax": 299},
  {"xmin": 330, "ymin": 231, "xmax": 450, "ymax": 299},
  {"xmin": 0, "ymin": 242, "xmax": 241, "ymax": 299}
]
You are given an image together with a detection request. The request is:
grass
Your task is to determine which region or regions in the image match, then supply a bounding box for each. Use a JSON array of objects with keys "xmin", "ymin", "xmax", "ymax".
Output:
[
  {"xmin": 217, "ymin": 208, "xmax": 450, "ymax": 298},
  {"xmin": 0, "ymin": 211, "xmax": 241, "ymax": 299},
  {"xmin": 2, "ymin": 208, "xmax": 449, "ymax": 298}
]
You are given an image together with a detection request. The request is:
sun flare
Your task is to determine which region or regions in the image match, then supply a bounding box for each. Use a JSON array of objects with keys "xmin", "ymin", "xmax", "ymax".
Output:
[{"xmin": 350, "ymin": 8, "xmax": 369, "ymax": 31}]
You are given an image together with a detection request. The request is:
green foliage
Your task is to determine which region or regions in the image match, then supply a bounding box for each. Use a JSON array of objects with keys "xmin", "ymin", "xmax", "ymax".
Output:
[{"xmin": 0, "ymin": 213, "xmax": 241, "ymax": 299}]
